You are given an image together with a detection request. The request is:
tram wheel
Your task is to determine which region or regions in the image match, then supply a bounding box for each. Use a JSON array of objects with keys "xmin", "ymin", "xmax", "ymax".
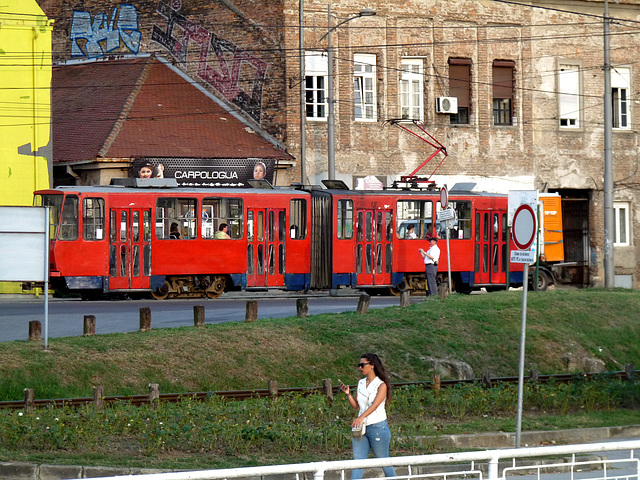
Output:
[
  {"xmin": 205, "ymin": 276, "xmax": 226, "ymax": 299},
  {"xmin": 151, "ymin": 281, "xmax": 171, "ymax": 300},
  {"xmin": 389, "ymin": 287, "xmax": 402, "ymax": 296}
]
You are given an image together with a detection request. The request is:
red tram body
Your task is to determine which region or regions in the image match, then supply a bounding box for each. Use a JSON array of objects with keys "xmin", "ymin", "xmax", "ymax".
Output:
[{"xmin": 31, "ymin": 183, "xmax": 529, "ymax": 299}]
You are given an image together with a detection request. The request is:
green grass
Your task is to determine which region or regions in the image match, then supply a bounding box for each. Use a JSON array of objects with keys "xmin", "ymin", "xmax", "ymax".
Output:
[{"xmin": 0, "ymin": 288, "xmax": 639, "ymax": 469}]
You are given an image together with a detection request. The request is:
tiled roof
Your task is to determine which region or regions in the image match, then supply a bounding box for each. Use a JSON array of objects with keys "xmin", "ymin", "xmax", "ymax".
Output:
[{"xmin": 52, "ymin": 56, "xmax": 292, "ymax": 163}]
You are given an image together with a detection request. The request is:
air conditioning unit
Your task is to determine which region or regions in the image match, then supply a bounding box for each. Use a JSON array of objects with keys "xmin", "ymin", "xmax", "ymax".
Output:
[{"xmin": 436, "ymin": 97, "xmax": 458, "ymax": 114}]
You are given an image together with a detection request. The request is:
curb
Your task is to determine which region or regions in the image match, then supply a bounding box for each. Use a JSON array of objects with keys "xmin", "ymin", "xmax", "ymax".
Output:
[{"xmin": 1, "ymin": 425, "xmax": 639, "ymax": 480}]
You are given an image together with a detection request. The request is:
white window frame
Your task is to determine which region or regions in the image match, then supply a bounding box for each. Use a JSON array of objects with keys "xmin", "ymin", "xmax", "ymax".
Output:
[
  {"xmin": 305, "ymin": 51, "xmax": 328, "ymax": 121},
  {"xmin": 558, "ymin": 63, "xmax": 580, "ymax": 128},
  {"xmin": 611, "ymin": 67, "xmax": 630, "ymax": 130},
  {"xmin": 614, "ymin": 202, "xmax": 630, "ymax": 246},
  {"xmin": 400, "ymin": 58, "xmax": 424, "ymax": 121},
  {"xmin": 354, "ymin": 54, "xmax": 377, "ymax": 121}
]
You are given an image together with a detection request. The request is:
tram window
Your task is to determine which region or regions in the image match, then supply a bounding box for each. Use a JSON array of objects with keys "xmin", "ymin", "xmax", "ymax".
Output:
[
  {"xmin": 290, "ymin": 199, "xmax": 307, "ymax": 239},
  {"xmin": 257, "ymin": 211, "xmax": 264, "ymax": 242},
  {"xmin": 202, "ymin": 197, "xmax": 243, "ymax": 239},
  {"xmin": 82, "ymin": 198, "xmax": 105, "ymax": 241},
  {"xmin": 143, "ymin": 211, "xmax": 151, "ymax": 242},
  {"xmin": 110, "ymin": 211, "xmax": 117, "ymax": 243},
  {"xmin": 483, "ymin": 213, "xmax": 489, "ymax": 241},
  {"xmin": 386, "ymin": 211, "xmax": 392, "ymax": 241},
  {"xmin": 396, "ymin": 200, "xmax": 433, "ymax": 239},
  {"xmin": 279, "ymin": 244, "xmax": 285, "ymax": 274},
  {"xmin": 156, "ymin": 198, "xmax": 197, "ymax": 239},
  {"xmin": 475, "ymin": 212, "xmax": 480, "ymax": 242},
  {"xmin": 132, "ymin": 244, "xmax": 140, "ymax": 277},
  {"xmin": 493, "ymin": 213, "xmax": 499, "ymax": 242},
  {"xmin": 502, "ymin": 244, "xmax": 507, "ymax": 273},
  {"xmin": 436, "ymin": 200, "xmax": 471, "ymax": 239},
  {"xmin": 366, "ymin": 212, "xmax": 373, "ymax": 241},
  {"xmin": 357, "ymin": 211, "xmax": 364, "ymax": 241},
  {"xmin": 120, "ymin": 244, "xmax": 127, "ymax": 276},
  {"xmin": 257, "ymin": 244, "xmax": 264, "ymax": 274},
  {"xmin": 483, "ymin": 244, "xmax": 489, "ymax": 272},
  {"xmin": 247, "ymin": 244, "xmax": 254, "ymax": 274},
  {"xmin": 337, "ymin": 199, "xmax": 353, "ymax": 239},
  {"xmin": 366, "ymin": 244, "xmax": 372, "ymax": 273},
  {"xmin": 376, "ymin": 244, "xmax": 383, "ymax": 273},
  {"xmin": 59, "ymin": 195, "xmax": 79, "ymax": 241},
  {"xmin": 386, "ymin": 244, "xmax": 392, "ymax": 273},
  {"xmin": 247, "ymin": 211, "xmax": 254, "ymax": 241},
  {"xmin": 35, "ymin": 194, "xmax": 63, "ymax": 240},
  {"xmin": 120, "ymin": 211, "xmax": 127, "ymax": 242},
  {"xmin": 132, "ymin": 211, "xmax": 140, "ymax": 242},
  {"xmin": 492, "ymin": 244, "xmax": 499, "ymax": 272},
  {"xmin": 143, "ymin": 244, "xmax": 151, "ymax": 276},
  {"xmin": 474, "ymin": 244, "xmax": 480, "ymax": 272},
  {"xmin": 268, "ymin": 211, "xmax": 275, "ymax": 242},
  {"xmin": 278, "ymin": 211, "xmax": 286, "ymax": 242},
  {"xmin": 376, "ymin": 212, "xmax": 383, "ymax": 242},
  {"xmin": 268, "ymin": 244, "xmax": 275, "ymax": 274},
  {"xmin": 356, "ymin": 244, "xmax": 363, "ymax": 273},
  {"xmin": 109, "ymin": 245, "xmax": 117, "ymax": 277},
  {"xmin": 502, "ymin": 213, "xmax": 507, "ymax": 242}
]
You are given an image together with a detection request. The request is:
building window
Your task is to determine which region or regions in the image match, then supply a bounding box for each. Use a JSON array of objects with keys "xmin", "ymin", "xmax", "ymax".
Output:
[
  {"xmin": 614, "ymin": 202, "xmax": 630, "ymax": 246},
  {"xmin": 558, "ymin": 63, "xmax": 580, "ymax": 128},
  {"xmin": 400, "ymin": 58, "xmax": 424, "ymax": 121},
  {"xmin": 449, "ymin": 58, "xmax": 471, "ymax": 125},
  {"xmin": 492, "ymin": 60, "xmax": 515, "ymax": 126},
  {"xmin": 354, "ymin": 54, "xmax": 376, "ymax": 121},
  {"xmin": 612, "ymin": 67, "xmax": 630, "ymax": 129},
  {"xmin": 305, "ymin": 51, "xmax": 328, "ymax": 120}
]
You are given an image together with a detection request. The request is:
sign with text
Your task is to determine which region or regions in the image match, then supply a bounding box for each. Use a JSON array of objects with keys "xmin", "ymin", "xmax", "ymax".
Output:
[{"xmin": 508, "ymin": 190, "xmax": 539, "ymax": 262}]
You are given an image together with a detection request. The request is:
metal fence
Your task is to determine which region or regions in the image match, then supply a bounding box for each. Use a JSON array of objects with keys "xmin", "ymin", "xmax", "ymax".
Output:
[{"xmin": 66, "ymin": 439, "xmax": 640, "ymax": 480}]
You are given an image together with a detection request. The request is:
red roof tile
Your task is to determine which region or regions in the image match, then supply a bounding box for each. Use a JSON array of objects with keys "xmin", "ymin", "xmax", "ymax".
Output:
[{"xmin": 52, "ymin": 56, "xmax": 292, "ymax": 163}]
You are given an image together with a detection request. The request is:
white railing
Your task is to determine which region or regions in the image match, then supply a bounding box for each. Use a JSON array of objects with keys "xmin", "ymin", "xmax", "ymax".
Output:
[{"xmin": 67, "ymin": 439, "xmax": 640, "ymax": 480}]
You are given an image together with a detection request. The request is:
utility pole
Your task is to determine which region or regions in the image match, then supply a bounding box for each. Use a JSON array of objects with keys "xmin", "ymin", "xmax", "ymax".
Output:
[{"xmin": 603, "ymin": 0, "xmax": 615, "ymax": 287}]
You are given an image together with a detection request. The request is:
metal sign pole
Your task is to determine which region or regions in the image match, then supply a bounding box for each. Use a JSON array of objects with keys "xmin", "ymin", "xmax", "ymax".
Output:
[
  {"xmin": 44, "ymin": 206, "xmax": 50, "ymax": 351},
  {"xmin": 515, "ymin": 262, "xmax": 529, "ymax": 447},
  {"xmin": 446, "ymin": 223, "xmax": 452, "ymax": 294}
]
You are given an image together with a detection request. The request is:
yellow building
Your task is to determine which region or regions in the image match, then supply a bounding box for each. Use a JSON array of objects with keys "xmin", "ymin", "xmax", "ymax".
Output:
[{"xmin": 0, "ymin": 0, "xmax": 53, "ymax": 293}]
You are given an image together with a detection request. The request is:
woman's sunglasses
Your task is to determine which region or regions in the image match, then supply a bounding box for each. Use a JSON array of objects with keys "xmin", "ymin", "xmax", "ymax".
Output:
[{"xmin": 358, "ymin": 362, "xmax": 371, "ymax": 368}]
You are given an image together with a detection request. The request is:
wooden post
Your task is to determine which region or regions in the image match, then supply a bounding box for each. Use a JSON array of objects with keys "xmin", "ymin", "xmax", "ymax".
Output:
[
  {"xmin": 625, "ymin": 363, "xmax": 635, "ymax": 381},
  {"xmin": 148, "ymin": 383, "xmax": 160, "ymax": 409},
  {"xmin": 268, "ymin": 380, "xmax": 278, "ymax": 398},
  {"xmin": 83, "ymin": 315, "xmax": 96, "ymax": 336},
  {"xmin": 93, "ymin": 385, "xmax": 104, "ymax": 410},
  {"xmin": 296, "ymin": 298, "xmax": 309, "ymax": 318},
  {"xmin": 322, "ymin": 378, "xmax": 333, "ymax": 402},
  {"xmin": 481, "ymin": 371, "xmax": 492, "ymax": 389},
  {"xmin": 193, "ymin": 305, "xmax": 205, "ymax": 327},
  {"xmin": 139, "ymin": 307, "xmax": 152, "ymax": 332},
  {"xmin": 356, "ymin": 294, "xmax": 370, "ymax": 314},
  {"xmin": 529, "ymin": 369, "xmax": 539, "ymax": 384},
  {"xmin": 245, "ymin": 300, "xmax": 258, "ymax": 322},
  {"xmin": 433, "ymin": 374, "xmax": 441, "ymax": 395},
  {"xmin": 24, "ymin": 388, "xmax": 35, "ymax": 414},
  {"xmin": 400, "ymin": 290, "xmax": 410, "ymax": 307},
  {"xmin": 28, "ymin": 321, "xmax": 41, "ymax": 341}
]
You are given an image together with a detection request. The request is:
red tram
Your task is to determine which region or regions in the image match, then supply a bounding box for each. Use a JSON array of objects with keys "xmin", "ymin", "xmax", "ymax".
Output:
[{"xmin": 30, "ymin": 180, "xmax": 529, "ymax": 299}]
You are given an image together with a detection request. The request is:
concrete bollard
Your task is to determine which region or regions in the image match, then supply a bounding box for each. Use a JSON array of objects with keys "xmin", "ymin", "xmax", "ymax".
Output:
[
  {"xmin": 193, "ymin": 305, "xmax": 205, "ymax": 327},
  {"xmin": 93, "ymin": 385, "xmax": 104, "ymax": 410},
  {"xmin": 83, "ymin": 315, "xmax": 96, "ymax": 336},
  {"xmin": 400, "ymin": 290, "xmax": 410, "ymax": 307},
  {"xmin": 28, "ymin": 321, "xmax": 42, "ymax": 341},
  {"xmin": 148, "ymin": 383, "xmax": 160, "ymax": 409},
  {"xmin": 356, "ymin": 294, "xmax": 370, "ymax": 314},
  {"xmin": 139, "ymin": 307, "xmax": 151, "ymax": 332},
  {"xmin": 296, "ymin": 298, "xmax": 309, "ymax": 318},
  {"xmin": 24, "ymin": 388, "xmax": 35, "ymax": 414},
  {"xmin": 268, "ymin": 380, "xmax": 278, "ymax": 398},
  {"xmin": 245, "ymin": 300, "xmax": 258, "ymax": 322}
]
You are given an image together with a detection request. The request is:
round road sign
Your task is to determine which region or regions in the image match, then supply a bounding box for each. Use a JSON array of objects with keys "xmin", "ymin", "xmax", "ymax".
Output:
[
  {"xmin": 512, "ymin": 204, "xmax": 537, "ymax": 250},
  {"xmin": 440, "ymin": 187, "xmax": 448, "ymax": 208}
]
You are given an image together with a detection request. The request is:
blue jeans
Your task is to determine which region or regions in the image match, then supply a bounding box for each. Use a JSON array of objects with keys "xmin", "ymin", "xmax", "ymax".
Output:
[{"xmin": 351, "ymin": 420, "xmax": 396, "ymax": 479}]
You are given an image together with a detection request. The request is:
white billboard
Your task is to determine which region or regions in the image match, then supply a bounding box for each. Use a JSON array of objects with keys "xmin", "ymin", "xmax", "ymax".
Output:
[{"xmin": 0, "ymin": 207, "xmax": 48, "ymax": 282}]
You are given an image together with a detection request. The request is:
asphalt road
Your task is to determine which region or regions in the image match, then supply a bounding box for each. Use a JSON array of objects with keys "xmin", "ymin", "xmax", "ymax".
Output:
[{"xmin": 0, "ymin": 291, "xmax": 417, "ymax": 343}]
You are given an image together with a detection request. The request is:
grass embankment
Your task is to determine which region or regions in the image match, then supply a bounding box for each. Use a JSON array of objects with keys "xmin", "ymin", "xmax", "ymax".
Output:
[{"xmin": 1, "ymin": 288, "xmax": 639, "ymax": 469}]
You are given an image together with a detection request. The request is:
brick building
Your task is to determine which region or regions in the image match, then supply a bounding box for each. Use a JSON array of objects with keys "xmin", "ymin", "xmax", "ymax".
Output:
[{"xmin": 37, "ymin": 0, "xmax": 640, "ymax": 287}]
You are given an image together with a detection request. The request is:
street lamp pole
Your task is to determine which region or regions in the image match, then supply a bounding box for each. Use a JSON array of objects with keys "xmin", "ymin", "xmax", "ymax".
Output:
[{"xmin": 324, "ymin": 6, "xmax": 376, "ymax": 180}]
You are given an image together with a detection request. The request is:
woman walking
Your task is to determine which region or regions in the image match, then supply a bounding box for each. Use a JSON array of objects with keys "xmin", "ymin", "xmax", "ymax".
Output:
[{"xmin": 339, "ymin": 353, "xmax": 396, "ymax": 480}]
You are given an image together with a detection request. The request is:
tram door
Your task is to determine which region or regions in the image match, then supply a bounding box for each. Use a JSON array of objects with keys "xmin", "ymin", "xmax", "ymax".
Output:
[
  {"xmin": 355, "ymin": 209, "xmax": 393, "ymax": 286},
  {"xmin": 246, "ymin": 208, "xmax": 286, "ymax": 287},
  {"xmin": 474, "ymin": 210, "xmax": 507, "ymax": 285},
  {"xmin": 109, "ymin": 208, "xmax": 152, "ymax": 290}
]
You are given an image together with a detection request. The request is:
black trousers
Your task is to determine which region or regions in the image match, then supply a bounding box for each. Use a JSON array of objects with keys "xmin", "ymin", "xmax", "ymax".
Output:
[{"xmin": 425, "ymin": 263, "xmax": 438, "ymax": 296}]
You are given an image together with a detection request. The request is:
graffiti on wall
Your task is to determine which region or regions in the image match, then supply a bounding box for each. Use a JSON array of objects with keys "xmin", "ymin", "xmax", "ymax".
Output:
[
  {"xmin": 70, "ymin": 4, "xmax": 142, "ymax": 58},
  {"xmin": 151, "ymin": 0, "xmax": 268, "ymax": 124}
]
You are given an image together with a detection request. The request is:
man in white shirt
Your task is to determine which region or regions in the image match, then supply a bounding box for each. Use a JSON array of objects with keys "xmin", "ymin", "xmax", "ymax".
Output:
[{"xmin": 419, "ymin": 237, "xmax": 440, "ymax": 297}]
